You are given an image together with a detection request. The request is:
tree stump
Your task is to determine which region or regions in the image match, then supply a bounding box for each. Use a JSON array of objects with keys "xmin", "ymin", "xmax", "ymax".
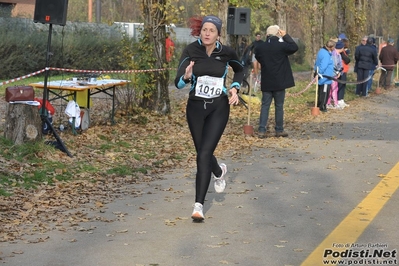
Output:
[{"xmin": 4, "ymin": 104, "xmax": 42, "ymax": 145}]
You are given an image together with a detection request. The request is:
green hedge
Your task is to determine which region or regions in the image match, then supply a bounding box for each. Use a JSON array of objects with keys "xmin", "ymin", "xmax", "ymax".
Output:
[{"xmin": 0, "ymin": 18, "xmax": 128, "ymax": 80}]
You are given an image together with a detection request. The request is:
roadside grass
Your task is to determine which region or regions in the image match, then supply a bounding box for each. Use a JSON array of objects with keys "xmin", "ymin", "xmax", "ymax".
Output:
[
  {"xmin": 0, "ymin": 139, "xmax": 74, "ymax": 194},
  {"xmin": 291, "ymin": 62, "xmax": 312, "ymax": 72},
  {"xmin": 106, "ymin": 165, "xmax": 148, "ymax": 175},
  {"xmin": 0, "ymin": 71, "xmax": 364, "ymax": 196}
]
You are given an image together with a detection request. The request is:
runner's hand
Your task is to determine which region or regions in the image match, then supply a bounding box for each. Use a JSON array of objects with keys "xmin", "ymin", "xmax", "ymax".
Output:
[
  {"xmin": 184, "ymin": 61, "xmax": 195, "ymax": 80},
  {"xmin": 229, "ymin": 87, "xmax": 239, "ymax": 105}
]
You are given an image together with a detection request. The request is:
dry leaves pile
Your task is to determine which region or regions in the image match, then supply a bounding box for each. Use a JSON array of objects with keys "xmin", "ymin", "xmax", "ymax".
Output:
[{"xmin": 0, "ymin": 88, "xmax": 332, "ymax": 244}]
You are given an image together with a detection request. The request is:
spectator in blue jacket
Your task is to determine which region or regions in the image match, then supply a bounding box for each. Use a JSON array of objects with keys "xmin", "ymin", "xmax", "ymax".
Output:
[{"xmin": 314, "ymin": 39, "xmax": 336, "ymax": 112}]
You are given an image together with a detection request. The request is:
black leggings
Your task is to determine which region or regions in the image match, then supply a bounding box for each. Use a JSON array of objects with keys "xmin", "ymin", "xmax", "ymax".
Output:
[
  {"xmin": 186, "ymin": 96, "xmax": 230, "ymax": 204},
  {"xmin": 317, "ymin": 84, "xmax": 331, "ymax": 111}
]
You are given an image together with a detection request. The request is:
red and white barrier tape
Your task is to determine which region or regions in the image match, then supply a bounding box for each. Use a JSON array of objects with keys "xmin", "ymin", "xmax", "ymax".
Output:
[
  {"xmin": 49, "ymin": 67, "xmax": 175, "ymax": 74},
  {"xmin": 1, "ymin": 67, "xmax": 175, "ymax": 86},
  {"xmin": 1, "ymin": 69, "xmax": 46, "ymax": 86},
  {"xmin": 286, "ymin": 75, "xmax": 318, "ymax": 97}
]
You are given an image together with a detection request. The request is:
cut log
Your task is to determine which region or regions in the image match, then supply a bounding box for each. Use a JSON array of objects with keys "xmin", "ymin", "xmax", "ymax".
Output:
[{"xmin": 4, "ymin": 103, "xmax": 43, "ymax": 145}]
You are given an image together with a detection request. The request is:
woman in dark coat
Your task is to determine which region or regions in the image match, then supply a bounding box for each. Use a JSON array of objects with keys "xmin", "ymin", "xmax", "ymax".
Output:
[
  {"xmin": 355, "ymin": 37, "xmax": 378, "ymax": 96},
  {"xmin": 255, "ymin": 25, "xmax": 298, "ymax": 138}
]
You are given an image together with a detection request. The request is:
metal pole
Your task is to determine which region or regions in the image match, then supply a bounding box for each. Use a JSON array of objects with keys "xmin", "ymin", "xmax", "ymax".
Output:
[
  {"xmin": 96, "ymin": 0, "xmax": 101, "ymax": 23},
  {"xmin": 41, "ymin": 24, "xmax": 73, "ymax": 157},
  {"xmin": 41, "ymin": 23, "xmax": 52, "ymax": 117}
]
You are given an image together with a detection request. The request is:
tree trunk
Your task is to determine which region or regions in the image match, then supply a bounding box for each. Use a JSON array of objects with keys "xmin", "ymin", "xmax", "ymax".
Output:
[
  {"xmin": 4, "ymin": 104, "xmax": 42, "ymax": 145},
  {"xmin": 140, "ymin": 0, "xmax": 171, "ymax": 115},
  {"xmin": 310, "ymin": 0, "xmax": 322, "ymax": 66},
  {"xmin": 337, "ymin": 0, "xmax": 346, "ymax": 34},
  {"xmin": 275, "ymin": 0, "xmax": 287, "ymax": 30},
  {"xmin": 219, "ymin": 0, "xmax": 229, "ymax": 44}
]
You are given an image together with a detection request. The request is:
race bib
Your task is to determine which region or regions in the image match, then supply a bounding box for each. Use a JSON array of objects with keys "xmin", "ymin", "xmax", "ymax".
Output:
[{"xmin": 195, "ymin": 75, "xmax": 224, "ymax": 99}]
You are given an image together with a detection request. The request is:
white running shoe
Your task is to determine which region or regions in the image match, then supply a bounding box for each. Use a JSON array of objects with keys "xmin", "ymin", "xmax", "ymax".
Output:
[
  {"xmin": 214, "ymin": 163, "xmax": 227, "ymax": 193},
  {"xmin": 326, "ymin": 104, "xmax": 335, "ymax": 109},
  {"xmin": 191, "ymin": 202, "xmax": 204, "ymax": 221},
  {"xmin": 334, "ymin": 104, "xmax": 343, "ymax": 110},
  {"xmin": 338, "ymin": 99, "xmax": 349, "ymax": 107}
]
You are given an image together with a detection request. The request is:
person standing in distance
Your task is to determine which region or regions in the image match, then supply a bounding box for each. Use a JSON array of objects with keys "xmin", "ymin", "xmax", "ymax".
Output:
[
  {"xmin": 165, "ymin": 32, "xmax": 175, "ymax": 63},
  {"xmin": 379, "ymin": 38, "xmax": 399, "ymax": 90},
  {"xmin": 250, "ymin": 33, "xmax": 263, "ymax": 76},
  {"xmin": 314, "ymin": 39, "xmax": 336, "ymax": 112},
  {"xmin": 254, "ymin": 25, "xmax": 298, "ymax": 138},
  {"xmin": 174, "ymin": 15, "xmax": 244, "ymax": 221},
  {"xmin": 355, "ymin": 37, "xmax": 378, "ymax": 96},
  {"xmin": 337, "ymin": 33, "xmax": 351, "ymax": 108}
]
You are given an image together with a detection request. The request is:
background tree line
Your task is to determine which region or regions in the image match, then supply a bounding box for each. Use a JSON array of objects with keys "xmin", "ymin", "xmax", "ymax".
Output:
[
  {"xmin": 66, "ymin": 0, "xmax": 399, "ymax": 76},
  {"xmin": 68, "ymin": 0, "xmax": 399, "ymax": 51}
]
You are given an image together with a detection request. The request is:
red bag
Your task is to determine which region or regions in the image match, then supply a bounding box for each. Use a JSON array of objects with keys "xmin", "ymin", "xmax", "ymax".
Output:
[
  {"xmin": 35, "ymin": 98, "xmax": 56, "ymax": 115},
  {"xmin": 5, "ymin": 86, "xmax": 35, "ymax": 102}
]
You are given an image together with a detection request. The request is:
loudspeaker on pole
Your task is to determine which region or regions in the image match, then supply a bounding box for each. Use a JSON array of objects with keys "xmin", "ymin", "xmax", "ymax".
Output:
[
  {"xmin": 34, "ymin": 0, "xmax": 69, "ymax": 26},
  {"xmin": 227, "ymin": 7, "xmax": 251, "ymax": 35}
]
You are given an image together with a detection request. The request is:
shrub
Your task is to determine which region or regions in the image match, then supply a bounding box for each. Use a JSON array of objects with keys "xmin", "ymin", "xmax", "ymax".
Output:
[{"xmin": 0, "ymin": 18, "xmax": 126, "ymax": 79}]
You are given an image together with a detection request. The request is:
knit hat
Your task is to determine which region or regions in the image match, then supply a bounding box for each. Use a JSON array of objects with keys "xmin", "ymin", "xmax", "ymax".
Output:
[
  {"xmin": 266, "ymin": 25, "xmax": 280, "ymax": 36},
  {"xmin": 201, "ymin": 15, "xmax": 222, "ymax": 34},
  {"xmin": 338, "ymin": 33, "xmax": 348, "ymax": 40},
  {"xmin": 335, "ymin": 41, "xmax": 344, "ymax": 49},
  {"xmin": 388, "ymin": 38, "xmax": 395, "ymax": 44}
]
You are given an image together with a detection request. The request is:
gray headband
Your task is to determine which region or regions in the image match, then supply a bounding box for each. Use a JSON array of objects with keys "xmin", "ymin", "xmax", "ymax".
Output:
[{"xmin": 201, "ymin": 15, "xmax": 222, "ymax": 34}]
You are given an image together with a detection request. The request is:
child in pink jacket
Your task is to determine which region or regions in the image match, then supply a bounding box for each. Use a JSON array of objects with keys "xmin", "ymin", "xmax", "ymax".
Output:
[{"xmin": 327, "ymin": 41, "xmax": 345, "ymax": 109}]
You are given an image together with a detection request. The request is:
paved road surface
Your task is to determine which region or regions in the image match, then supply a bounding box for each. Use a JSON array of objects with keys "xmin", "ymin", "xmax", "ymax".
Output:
[{"xmin": 1, "ymin": 88, "xmax": 399, "ymax": 266}]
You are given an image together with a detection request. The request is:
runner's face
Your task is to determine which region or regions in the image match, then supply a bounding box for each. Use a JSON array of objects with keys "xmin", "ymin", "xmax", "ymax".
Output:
[{"xmin": 201, "ymin": 22, "xmax": 219, "ymax": 46}]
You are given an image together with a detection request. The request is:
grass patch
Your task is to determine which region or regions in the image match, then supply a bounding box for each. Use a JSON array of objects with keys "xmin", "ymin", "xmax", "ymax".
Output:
[
  {"xmin": 99, "ymin": 143, "xmax": 115, "ymax": 151},
  {"xmin": 116, "ymin": 141, "xmax": 131, "ymax": 148},
  {"xmin": 291, "ymin": 63, "xmax": 312, "ymax": 72},
  {"xmin": 75, "ymin": 164, "xmax": 99, "ymax": 173},
  {"xmin": 0, "ymin": 139, "xmax": 51, "ymax": 162},
  {"xmin": 0, "ymin": 163, "xmax": 73, "ymax": 191},
  {"xmin": 133, "ymin": 154, "xmax": 142, "ymax": 160},
  {"xmin": 0, "ymin": 188, "xmax": 12, "ymax": 197},
  {"xmin": 106, "ymin": 165, "xmax": 149, "ymax": 175},
  {"xmin": 0, "ymin": 136, "xmax": 85, "ymax": 193}
]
